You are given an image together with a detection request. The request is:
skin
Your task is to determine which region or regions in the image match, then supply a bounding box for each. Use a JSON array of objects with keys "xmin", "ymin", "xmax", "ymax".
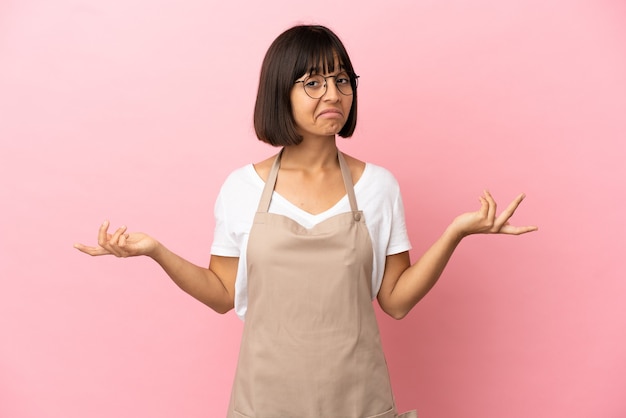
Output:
[{"xmin": 74, "ymin": 64, "xmax": 538, "ymax": 319}]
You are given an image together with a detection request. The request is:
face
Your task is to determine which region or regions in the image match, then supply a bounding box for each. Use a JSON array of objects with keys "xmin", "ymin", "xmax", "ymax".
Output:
[{"xmin": 290, "ymin": 61, "xmax": 354, "ymax": 141}]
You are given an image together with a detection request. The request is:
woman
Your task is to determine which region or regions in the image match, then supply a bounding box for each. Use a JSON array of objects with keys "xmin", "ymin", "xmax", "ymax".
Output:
[{"xmin": 75, "ymin": 25, "xmax": 537, "ymax": 417}]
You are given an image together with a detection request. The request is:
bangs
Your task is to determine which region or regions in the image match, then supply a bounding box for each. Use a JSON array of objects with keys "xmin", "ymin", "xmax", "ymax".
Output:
[
  {"xmin": 292, "ymin": 31, "xmax": 352, "ymax": 77},
  {"xmin": 303, "ymin": 48, "xmax": 343, "ymax": 76}
]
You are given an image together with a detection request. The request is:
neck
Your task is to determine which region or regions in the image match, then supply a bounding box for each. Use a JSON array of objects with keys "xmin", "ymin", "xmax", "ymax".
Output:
[{"xmin": 281, "ymin": 136, "xmax": 339, "ymax": 170}]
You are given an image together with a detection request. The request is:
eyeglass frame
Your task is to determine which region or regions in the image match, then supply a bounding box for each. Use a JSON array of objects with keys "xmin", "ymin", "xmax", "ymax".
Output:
[{"xmin": 294, "ymin": 71, "xmax": 360, "ymax": 99}]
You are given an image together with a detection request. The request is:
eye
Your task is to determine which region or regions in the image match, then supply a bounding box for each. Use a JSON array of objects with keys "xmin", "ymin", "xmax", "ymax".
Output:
[
  {"xmin": 305, "ymin": 75, "xmax": 324, "ymax": 90},
  {"xmin": 336, "ymin": 73, "xmax": 351, "ymax": 85}
]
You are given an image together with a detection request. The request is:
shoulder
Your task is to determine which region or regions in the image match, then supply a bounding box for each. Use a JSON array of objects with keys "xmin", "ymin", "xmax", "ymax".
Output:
[
  {"xmin": 214, "ymin": 164, "xmax": 263, "ymax": 223},
  {"xmin": 341, "ymin": 152, "xmax": 367, "ymax": 185},
  {"xmin": 356, "ymin": 162, "xmax": 404, "ymax": 216},
  {"xmin": 359, "ymin": 162, "xmax": 401, "ymax": 191},
  {"xmin": 217, "ymin": 164, "xmax": 263, "ymax": 203},
  {"xmin": 251, "ymin": 152, "xmax": 280, "ymax": 183},
  {"xmin": 221, "ymin": 151, "xmax": 281, "ymax": 187},
  {"xmin": 339, "ymin": 151, "xmax": 401, "ymax": 193},
  {"xmin": 364, "ymin": 162, "xmax": 398, "ymax": 181},
  {"xmin": 221, "ymin": 164, "xmax": 256, "ymax": 187}
]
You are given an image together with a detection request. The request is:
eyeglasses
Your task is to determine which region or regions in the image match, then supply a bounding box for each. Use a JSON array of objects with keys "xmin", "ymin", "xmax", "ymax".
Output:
[{"xmin": 294, "ymin": 71, "xmax": 359, "ymax": 99}]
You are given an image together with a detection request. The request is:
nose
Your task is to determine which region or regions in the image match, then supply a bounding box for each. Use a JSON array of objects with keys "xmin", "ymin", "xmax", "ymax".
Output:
[{"xmin": 322, "ymin": 76, "xmax": 341, "ymax": 101}]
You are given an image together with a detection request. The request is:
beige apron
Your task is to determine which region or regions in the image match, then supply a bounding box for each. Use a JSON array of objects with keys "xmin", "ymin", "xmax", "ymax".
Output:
[{"xmin": 228, "ymin": 150, "xmax": 416, "ymax": 418}]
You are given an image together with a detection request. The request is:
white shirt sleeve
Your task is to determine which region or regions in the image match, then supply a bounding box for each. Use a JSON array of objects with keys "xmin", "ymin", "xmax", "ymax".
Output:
[
  {"xmin": 210, "ymin": 165, "xmax": 261, "ymax": 258},
  {"xmin": 387, "ymin": 180, "xmax": 411, "ymax": 256}
]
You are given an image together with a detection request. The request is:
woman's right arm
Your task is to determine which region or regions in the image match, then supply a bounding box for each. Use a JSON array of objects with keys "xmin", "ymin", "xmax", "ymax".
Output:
[{"xmin": 74, "ymin": 221, "xmax": 238, "ymax": 314}]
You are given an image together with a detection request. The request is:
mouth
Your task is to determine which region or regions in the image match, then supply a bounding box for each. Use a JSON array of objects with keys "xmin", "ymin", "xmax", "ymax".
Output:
[{"xmin": 317, "ymin": 109, "xmax": 344, "ymax": 118}]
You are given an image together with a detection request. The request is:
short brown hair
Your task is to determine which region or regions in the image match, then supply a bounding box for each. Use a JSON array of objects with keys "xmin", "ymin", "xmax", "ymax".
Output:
[{"xmin": 254, "ymin": 25, "xmax": 358, "ymax": 146}]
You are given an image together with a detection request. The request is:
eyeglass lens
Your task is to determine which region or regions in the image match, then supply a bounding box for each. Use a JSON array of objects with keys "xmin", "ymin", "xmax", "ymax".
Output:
[{"xmin": 303, "ymin": 72, "xmax": 355, "ymax": 99}]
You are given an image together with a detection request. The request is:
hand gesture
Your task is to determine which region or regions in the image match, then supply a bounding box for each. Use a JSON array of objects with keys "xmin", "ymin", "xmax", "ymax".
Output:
[
  {"xmin": 74, "ymin": 220, "xmax": 159, "ymax": 258},
  {"xmin": 452, "ymin": 191, "xmax": 538, "ymax": 237}
]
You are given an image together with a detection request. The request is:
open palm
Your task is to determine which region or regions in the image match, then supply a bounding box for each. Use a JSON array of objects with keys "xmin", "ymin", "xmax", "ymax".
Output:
[
  {"xmin": 74, "ymin": 221, "xmax": 159, "ymax": 258},
  {"xmin": 452, "ymin": 191, "xmax": 538, "ymax": 237}
]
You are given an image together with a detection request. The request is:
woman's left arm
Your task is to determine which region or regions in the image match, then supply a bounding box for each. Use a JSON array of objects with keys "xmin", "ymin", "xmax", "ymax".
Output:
[{"xmin": 377, "ymin": 190, "xmax": 538, "ymax": 319}]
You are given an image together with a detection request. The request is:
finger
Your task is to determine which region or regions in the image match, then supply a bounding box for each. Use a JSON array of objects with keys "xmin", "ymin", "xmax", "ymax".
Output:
[
  {"xmin": 97, "ymin": 220, "xmax": 111, "ymax": 247},
  {"xmin": 484, "ymin": 190, "xmax": 497, "ymax": 223},
  {"xmin": 498, "ymin": 224, "xmax": 539, "ymax": 235},
  {"xmin": 110, "ymin": 225, "xmax": 128, "ymax": 246},
  {"xmin": 478, "ymin": 195, "xmax": 489, "ymax": 219},
  {"xmin": 73, "ymin": 243, "xmax": 113, "ymax": 256},
  {"xmin": 97, "ymin": 222, "xmax": 129, "ymax": 257},
  {"xmin": 493, "ymin": 193, "xmax": 526, "ymax": 230},
  {"xmin": 118, "ymin": 233, "xmax": 130, "ymax": 247}
]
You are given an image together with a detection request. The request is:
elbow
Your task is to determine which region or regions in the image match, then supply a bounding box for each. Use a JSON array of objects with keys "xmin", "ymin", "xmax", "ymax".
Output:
[
  {"xmin": 378, "ymin": 291, "xmax": 414, "ymax": 320},
  {"xmin": 200, "ymin": 296, "xmax": 234, "ymax": 315},
  {"xmin": 214, "ymin": 306, "xmax": 231, "ymax": 315},
  {"xmin": 380, "ymin": 304, "xmax": 409, "ymax": 320},
  {"xmin": 388, "ymin": 309, "xmax": 409, "ymax": 321},
  {"xmin": 213, "ymin": 301, "xmax": 234, "ymax": 315}
]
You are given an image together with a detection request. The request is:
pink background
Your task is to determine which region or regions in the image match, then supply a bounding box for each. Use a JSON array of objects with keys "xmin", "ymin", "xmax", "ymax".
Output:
[{"xmin": 1, "ymin": 0, "xmax": 625, "ymax": 417}]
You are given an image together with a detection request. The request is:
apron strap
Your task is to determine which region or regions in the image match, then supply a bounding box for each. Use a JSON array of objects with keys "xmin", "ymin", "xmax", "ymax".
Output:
[
  {"xmin": 256, "ymin": 148, "xmax": 360, "ymax": 217},
  {"xmin": 257, "ymin": 149, "xmax": 283, "ymax": 213},
  {"xmin": 337, "ymin": 151, "xmax": 360, "ymax": 216}
]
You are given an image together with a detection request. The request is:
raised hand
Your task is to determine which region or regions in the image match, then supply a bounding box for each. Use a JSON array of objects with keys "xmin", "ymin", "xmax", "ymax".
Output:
[
  {"xmin": 452, "ymin": 190, "xmax": 538, "ymax": 237},
  {"xmin": 74, "ymin": 220, "xmax": 159, "ymax": 258}
]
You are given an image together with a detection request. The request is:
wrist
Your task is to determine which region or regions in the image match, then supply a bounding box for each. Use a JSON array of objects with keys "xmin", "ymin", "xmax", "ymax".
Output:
[
  {"xmin": 444, "ymin": 223, "xmax": 466, "ymax": 244},
  {"xmin": 147, "ymin": 240, "xmax": 165, "ymax": 261}
]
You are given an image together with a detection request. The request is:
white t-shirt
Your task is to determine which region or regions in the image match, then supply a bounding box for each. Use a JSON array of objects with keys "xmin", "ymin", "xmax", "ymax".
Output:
[{"xmin": 211, "ymin": 161, "xmax": 412, "ymax": 320}]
